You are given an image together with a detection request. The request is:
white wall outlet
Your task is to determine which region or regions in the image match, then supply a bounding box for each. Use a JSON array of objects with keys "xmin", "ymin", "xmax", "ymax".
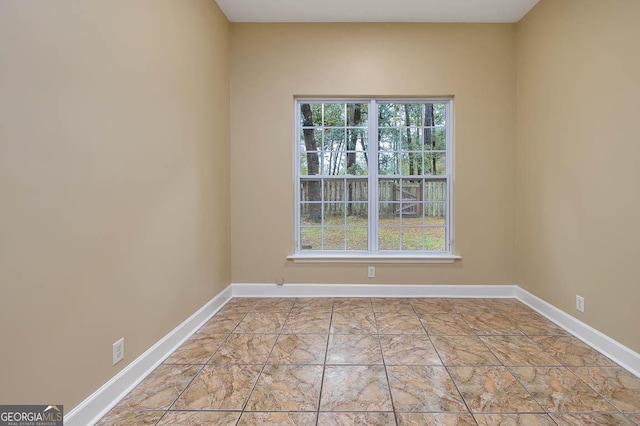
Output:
[
  {"xmin": 113, "ymin": 338, "xmax": 124, "ymax": 365},
  {"xmin": 367, "ymin": 266, "xmax": 375, "ymax": 278},
  {"xmin": 576, "ymin": 295, "xmax": 585, "ymax": 313}
]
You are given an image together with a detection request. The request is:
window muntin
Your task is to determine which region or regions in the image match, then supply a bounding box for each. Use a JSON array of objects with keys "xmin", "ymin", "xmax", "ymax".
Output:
[{"xmin": 296, "ymin": 99, "xmax": 451, "ymax": 254}]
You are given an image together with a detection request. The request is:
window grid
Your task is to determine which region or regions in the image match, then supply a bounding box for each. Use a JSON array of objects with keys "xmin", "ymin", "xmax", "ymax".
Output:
[{"xmin": 296, "ymin": 99, "xmax": 451, "ymax": 254}]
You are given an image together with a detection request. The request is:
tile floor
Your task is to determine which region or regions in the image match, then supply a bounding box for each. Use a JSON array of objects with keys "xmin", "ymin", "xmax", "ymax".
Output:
[{"xmin": 97, "ymin": 297, "xmax": 640, "ymax": 425}]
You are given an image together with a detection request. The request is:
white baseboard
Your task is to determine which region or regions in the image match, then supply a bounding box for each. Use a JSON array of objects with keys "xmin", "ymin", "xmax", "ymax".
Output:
[
  {"xmin": 67, "ymin": 282, "xmax": 640, "ymax": 425},
  {"xmin": 516, "ymin": 286, "xmax": 640, "ymax": 378},
  {"xmin": 231, "ymin": 283, "xmax": 518, "ymax": 298},
  {"xmin": 65, "ymin": 285, "xmax": 233, "ymax": 426}
]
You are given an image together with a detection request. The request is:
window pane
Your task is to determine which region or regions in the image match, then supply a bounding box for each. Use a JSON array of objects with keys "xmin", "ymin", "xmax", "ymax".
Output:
[
  {"xmin": 424, "ymin": 180, "xmax": 447, "ymax": 202},
  {"xmin": 401, "ymin": 153, "xmax": 423, "ymax": 175},
  {"xmin": 323, "ymin": 128, "xmax": 345, "ymax": 152},
  {"xmin": 425, "ymin": 152, "xmax": 446, "ymax": 175},
  {"xmin": 378, "ymin": 103, "xmax": 402, "ymax": 127},
  {"xmin": 346, "ymin": 152, "xmax": 368, "ymax": 175},
  {"xmin": 346, "ymin": 180, "xmax": 368, "ymax": 202},
  {"xmin": 324, "ymin": 179, "xmax": 345, "ymax": 202},
  {"xmin": 346, "ymin": 203, "xmax": 368, "ymax": 226},
  {"xmin": 322, "ymin": 151, "xmax": 344, "ymax": 175},
  {"xmin": 426, "ymin": 227, "xmax": 446, "ymax": 251},
  {"xmin": 403, "ymin": 104, "xmax": 423, "ymax": 127},
  {"xmin": 324, "ymin": 228, "xmax": 345, "ymax": 250},
  {"xmin": 300, "ymin": 103, "xmax": 322, "ymax": 127},
  {"xmin": 346, "ymin": 128, "xmax": 368, "ymax": 151},
  {"xmin": 300, "ymin": 227, "xmax": 320, "ymax": 250},
  {"xmin": 300, "ymin": 203, "xmax": 322, "ymax": 226},
  {"xmin": 347, "ymin": 103, "xmax": 368, "ymax": 126},
  {"xmin": 425, "ymin": 127, "xmax": 446, "ymax": 150},
  {"xmin": 432, "ymin": 103, "xmax": 446, "ymax": 126},
  {"xmin": 323, "ymin": 205, "xmax": 344, "ymax": 226},
  {"xmin": 401, "ymin": 128, "xmax": 423, "ymax": 151},
  {"xmin": 402, "ymin": 228, "xmax": 424, "ymax": 251},
  {"xmin": 378, "ymin": 227, "xmax": 400, "ymax": 250},
  {"xmin": 378, "ymin": 152, "xmax": 399, "ymax": 175},
  {"xmin": 425, "ymin": 207, "xmax": 446, "ymax": 226},
  {"xmin": 346, "ymin": 228, "xmax": 368, "ymax": 250},
  {"xmin": 300, "ymin": 180, "xmax": 322, "ymax": 202},
  {"xmin": 324, "ymin": 103, "xmax": 345, "ymax": 127},
  {"xmin": 378, "ymin": 179, "xmax": 396, "ymax": 207},
  {"xmin": 379, "ymin": 128, "xmax": 400, "ymax": 151}
]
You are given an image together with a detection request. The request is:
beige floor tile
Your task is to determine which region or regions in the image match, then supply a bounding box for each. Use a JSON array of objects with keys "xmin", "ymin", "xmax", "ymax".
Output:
[
  {"xmin": 245, "ymin": 364, "xmax": 323, "ymax": 411},
  {"xmin": 397, "ymin": 413, "xmax": 475, "ymax": 426},
  {"xmin": 238, "ymin": 412, "xmax": 317, "ymax": 425},
  {"xmin": 320, "ymin": 366, "xmax": 392, "ymax": 411},
  {"xmin": 234, "ymin": 312, "xmax": 288, "ymax": 333},
  {"xmin": 572, "ymin": 367, "xmax": 640, "ymax": 413},
  {"xmin": 209, "ymin": 333, "xmax": 277, "ymax": 364},
  {"xmin": 319, "ymin": 412, "xmax": 396, "ymax": 425},
  {"xmin": 418, "ymin": 314, "xmax": 474, "ymax": 335},
  {"xmin": 291, "ymin": 297, "xmax": 333, "ymax": 313},
  {"xmin": 460, "ymin": 312, "xmax": 522, "ymax": 335},
  {"xmin": 410, "ymin": 298, "xmax": 456, "ymax": 314},
  {"xmin": 326, "ymin": 334, "xmax": 383, "ymax": 364},
  {"xmin": 551, "ymin": 413, "xmax": 636, "ymax": 426},
  {"xmin": 479, "ymin": 335, "xmax": 562, "ymax": 366},
  {"xmin": 448, "ymin": 366, "xmax": 543, "ymax": 413},
  {"xmin": 510, "ymin": 313, "xmax": 569, "ymax": 336},
  {"xmin": 95, "ymin": 409, "xmax": 165, "ymax": 426},
  {"xmin": 107, "ymin": 297, "xmax": 638, "ymax": 425},
  {"xmin": 510, "ymin": 367, "xmax": 617, "ymax": 413},
  {"xmin": 333, "ymin": 298, "xmax": 373, "ymax": 313},
  {"xmin": 115, "ymin": 364, "xmax": 200, "ymax": 410},
  {"xmin": 223, "ymin": 297, "xmax": 259, "ymax": 309},
  {"xmin": 627, "ymin": 414, "xmax": 640, "ymax": 425},
  {"xmin": 379, "ymin": 334, "xmax": 442, "ymax": 365},
  {"xmin": 157, "ymin": 411, "xmax": 241, "ymax": 425},
  {"xmin": 282, "ymin": 311, "xmax": 331, "ymax": 334},
  {"xmin": 371, "ymin": 297, "xmax": 413, "ymax": 313},
  {"xmin": 252, "ymin": 297, "xmax": 295, "ymax": 312},
  {"xmin": 387, "ymin": 365, "xmax": 466, "ymax": 412},
  {"xmin": 268, "ymin": 333, "xmax": 328, "ymax": 364},
  {"xmin": 330, "ymin": 312, "xmax": 377, "ymax": 334},
  {"xmin": 163, "ymin": 334, "xmax": 227, "ymax": 364},
  {"xmin": 474, "ymin": 414, "xmax": 556, "ymax": 425},
  {"xmin": 430, "ymin": 335, "xmax": 501, "ymax": 366},
  {"xmin": 196, "ymin": 313, "xmax": 244, "ymax": 335},
  {"xmin": 375, "ymin": 312, "xmax": 426, "ymax": 334},
  {"xmin": 532, "ymin": 336, "xmax": 617, "ymax": 367},
  {"xmin": 172, "ymin": 364, "xmax": 261, "ymax": 410}
]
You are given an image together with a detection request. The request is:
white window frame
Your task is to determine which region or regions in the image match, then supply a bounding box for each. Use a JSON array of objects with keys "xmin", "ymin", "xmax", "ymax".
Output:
[{"xmin": 290, "ymin": 98, "xmax": 460, "ymax": 264}]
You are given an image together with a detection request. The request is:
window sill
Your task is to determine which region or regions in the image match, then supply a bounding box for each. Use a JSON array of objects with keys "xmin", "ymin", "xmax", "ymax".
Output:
[{"xmin": 286, "ymin": 253, "xmax": 462, "ymax": 264}]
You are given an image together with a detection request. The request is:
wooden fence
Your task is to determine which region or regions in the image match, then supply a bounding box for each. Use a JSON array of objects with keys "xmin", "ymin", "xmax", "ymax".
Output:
[{"xmin": 300, "ymin": 180, "xmax": 446, "ymax": 218}]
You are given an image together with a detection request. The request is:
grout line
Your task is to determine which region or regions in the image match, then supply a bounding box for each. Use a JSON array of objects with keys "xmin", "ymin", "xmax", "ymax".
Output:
[
  {"xmin": 237, "ymin": 301, "xmax": 296, "ymax": 420},
  {"xmin": 101, "ymin": 297, "xmax": 635, "ymax": 426},
  {"xmin": 315, "ymin": 298, "xmax": 335, "ymax": 426}
]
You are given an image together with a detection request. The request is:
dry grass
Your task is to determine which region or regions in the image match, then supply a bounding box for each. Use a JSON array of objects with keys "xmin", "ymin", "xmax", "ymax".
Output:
[{"xmin": 300, "ymin": 216, "xmax": 445, "ymax": 251}]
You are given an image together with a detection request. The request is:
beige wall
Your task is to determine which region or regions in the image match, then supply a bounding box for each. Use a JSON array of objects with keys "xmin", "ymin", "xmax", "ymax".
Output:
[
  {"xmin": 516, "ymin": 0, "xmax": 640, "ymax": 352},
  {"xmin": 230, "ymin": 23, "xmax": 517, "ymax": 285},
  {"xmin": 0, "ymin": 0, "xmax": 230, "ymax": 408}
]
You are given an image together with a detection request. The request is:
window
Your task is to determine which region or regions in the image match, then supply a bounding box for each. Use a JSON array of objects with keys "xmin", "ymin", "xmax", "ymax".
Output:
[{"xmin": 295, "ymin": 99, "xmax": 453, "ymax": 257}]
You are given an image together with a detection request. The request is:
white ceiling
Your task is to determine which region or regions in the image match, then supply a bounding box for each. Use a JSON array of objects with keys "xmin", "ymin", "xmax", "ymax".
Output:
[{"xmin": 215, "ymin": 0, "xmax": 540, "ymax": 23}]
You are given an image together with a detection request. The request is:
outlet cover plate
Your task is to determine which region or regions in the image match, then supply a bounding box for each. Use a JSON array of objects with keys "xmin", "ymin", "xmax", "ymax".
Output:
[{"xmin": 113, "ymin": 338, "xmax": 124, "ymax": 365}]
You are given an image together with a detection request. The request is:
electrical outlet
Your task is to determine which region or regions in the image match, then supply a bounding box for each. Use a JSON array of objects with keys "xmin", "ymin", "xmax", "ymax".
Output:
[
  {"xmin": 367, "ymin": 266, "xmax": 375, "ymax": 278},
  {"xmin": 276, "ymin": 277, "xmax": 285, "ymax": 286},
  {"xmin": 113, "ymin": 338, "xmax": 124, "ymax": 365},
  {"xmin": 576, "ymin": 295, "xmax": 585, "ymax": 313}
]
